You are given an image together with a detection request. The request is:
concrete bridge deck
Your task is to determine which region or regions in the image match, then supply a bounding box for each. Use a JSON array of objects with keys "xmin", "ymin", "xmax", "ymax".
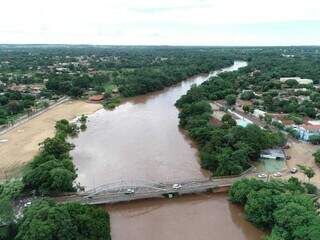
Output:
[{"xmin": 56, "ymin": 176, "xmax": 247, "ymax": 205}]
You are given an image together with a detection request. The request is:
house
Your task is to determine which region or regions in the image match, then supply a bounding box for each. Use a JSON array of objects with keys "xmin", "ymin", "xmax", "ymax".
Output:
[
  {"xmin": 298, "ymin": 124, "xmax": 320, "ymax": 141},
  {"xmin": 253, "ymin": 109, "xmax": 266, "ymax": 119},
  {"xmin": 260, "ymin": 148, "xmax": 285, "ymax": 160},
  {"xmin": 7, "ymin": 83, "xmax": 27, "ymax": 92},
  {"xmin": 280, "ymin": 77, "xmax": 313, "ymax": 85},
  {"xmin": 89, "ymin": 95, "xmax": 104, "ymax": 102},
  {"xmin": 308, "ymin": 120, "xmax": 320, "ymax": 125}
]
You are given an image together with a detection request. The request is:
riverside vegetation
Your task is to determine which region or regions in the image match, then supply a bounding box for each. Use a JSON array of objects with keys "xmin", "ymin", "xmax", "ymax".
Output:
[
  {"xmin": 0, "ymin": 118, "xmax": 111, "ymax": 240},
  {"xmin": 230, "ymin": 178, "xmax": 320, "ymax": 240},
  {"xmin": 175, "ymin": 78, "xmax": 285, "ymax": 176},
  {"xmin": 2, "ymin": 46, "xmax": 320, "ymax": 239}
]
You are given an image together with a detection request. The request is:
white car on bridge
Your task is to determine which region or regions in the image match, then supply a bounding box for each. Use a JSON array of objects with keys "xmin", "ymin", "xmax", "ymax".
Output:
[
  {"xmin": 172, "ymin": 184, "xmax": 182, "ymax": 190},
  {"xmin": 125, "ymin": 188, "xmax": 135, "ymax": 194}
]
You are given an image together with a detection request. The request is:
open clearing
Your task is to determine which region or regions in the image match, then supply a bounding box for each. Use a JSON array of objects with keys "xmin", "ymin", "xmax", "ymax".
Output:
[
  {"xmin": 284, "ymin": 140, "xmax": 320, "ymax": 186},
  {"xmin": 0, "ymin": 100, "xmax": 102, "ymax": 179}
]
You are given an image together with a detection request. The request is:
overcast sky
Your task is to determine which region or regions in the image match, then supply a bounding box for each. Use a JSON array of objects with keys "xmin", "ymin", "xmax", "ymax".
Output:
[{"xmin": 1, "ymin": 0, "xmax": 320, "ymax": 46}]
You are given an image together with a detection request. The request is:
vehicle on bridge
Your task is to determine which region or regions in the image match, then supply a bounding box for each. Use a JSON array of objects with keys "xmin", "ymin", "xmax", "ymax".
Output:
[
  {"xmin": 125, "ymin": 188, "xmax": 135, "ymax": 195},
  {"xmin": 172, "ymin": 184, "xmax": 182, "ymax": 190}
]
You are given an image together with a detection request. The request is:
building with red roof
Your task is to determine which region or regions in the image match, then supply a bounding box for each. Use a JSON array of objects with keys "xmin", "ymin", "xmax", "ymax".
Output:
[
  {"xmin": 210, "ymin": 117, "xmax": 222, "ymax": 126},
  {"xmin": 89, "ymin": 95, "xmax": 104, "ymax": 102}
]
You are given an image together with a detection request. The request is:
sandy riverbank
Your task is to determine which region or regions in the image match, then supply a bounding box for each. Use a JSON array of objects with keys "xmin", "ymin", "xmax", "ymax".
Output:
[{"xmin": 0, "ymin": 100, "xmax": 102, "ymax": 179}]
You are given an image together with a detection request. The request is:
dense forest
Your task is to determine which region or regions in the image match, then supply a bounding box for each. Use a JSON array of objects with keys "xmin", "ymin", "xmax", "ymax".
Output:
[{"xmin": 230, "ymin": 178, "xmax": 320, "ymax": 240}]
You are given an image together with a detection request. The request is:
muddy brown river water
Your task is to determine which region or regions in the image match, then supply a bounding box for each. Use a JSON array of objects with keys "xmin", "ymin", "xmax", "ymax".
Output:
[{"xmin": 71, "ymin": 61, "xmax": 265, "ymax": 240}]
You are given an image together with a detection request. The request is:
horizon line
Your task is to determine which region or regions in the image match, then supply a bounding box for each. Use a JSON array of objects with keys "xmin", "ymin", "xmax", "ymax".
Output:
[{"xmin": 0, "ymin": 43, "xmax": 320, "ymax": 48}]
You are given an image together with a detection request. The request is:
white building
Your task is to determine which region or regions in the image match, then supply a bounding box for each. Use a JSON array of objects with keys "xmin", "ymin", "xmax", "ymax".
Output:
[
  {"xmin": 253, "ymin": 109, "xmax": 266, "ymax": 118},
  {"xmin": 280, "ymin": 77, "xmax": 313, "ymax": 85},
  {"xmin": 298, "ymin": 124, "xmax": 320, "ymax": 141}
]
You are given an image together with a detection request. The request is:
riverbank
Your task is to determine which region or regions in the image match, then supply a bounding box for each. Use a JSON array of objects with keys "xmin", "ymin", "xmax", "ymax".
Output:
[{"xmin": 0, "ymin": 100, "xmax": 102, "ymax": 180}]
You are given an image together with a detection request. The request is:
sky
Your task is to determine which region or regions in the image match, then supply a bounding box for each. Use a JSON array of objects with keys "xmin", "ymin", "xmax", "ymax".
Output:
[{"xmin": 1, "ymin": 0, "xmax": 320, "ymax": 46}]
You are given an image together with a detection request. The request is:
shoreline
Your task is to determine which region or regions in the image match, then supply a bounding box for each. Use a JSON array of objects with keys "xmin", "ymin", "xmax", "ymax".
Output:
[{"xmin": 0, "ymin": 100, "xmax": 102, "ymax": 180}]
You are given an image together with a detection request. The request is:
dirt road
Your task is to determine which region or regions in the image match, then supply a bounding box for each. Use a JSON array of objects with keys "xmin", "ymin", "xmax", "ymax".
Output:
[{"xmin": 285, "ymin": 140, "xmax": 320, "ymax": 186}]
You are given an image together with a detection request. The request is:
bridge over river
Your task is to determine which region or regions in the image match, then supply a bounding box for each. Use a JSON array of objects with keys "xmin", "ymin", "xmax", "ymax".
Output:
[{"xmin": 56, "ymin": 176, "xmax": 252, "ymax": 205}]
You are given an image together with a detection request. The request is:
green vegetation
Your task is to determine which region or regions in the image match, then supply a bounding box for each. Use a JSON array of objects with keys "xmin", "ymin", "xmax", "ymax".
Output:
[
  {"xmin": 0, "ymin": 198, "xmax": 111, "ymax": 240},
  {"xmin": 0, "ymin": 118, "xmax": 111, "ymax": 240},
  {"xmin": 0, "ymin": 180, "xmax": 24, "ymax": 200},
  {"xmin": 176, "ymin": 69, "xmax": 285, "ymax": 176},
  {"xmin": 229, "ymin": 178, "xmax": 320, "ymax": 240},
  {"xmin": 103, "ymin": 96, "xmax": 122, "ymax": 109},
  {"xmin": 240, "ymin": 90, "xmax": 255, "ymax": 100},
  {"xmin": 285, "ymin": 114, "xmax": 303, "ymax": 125},
  {"xmin": 22, "ymin": 120, "xmax": 78, "ymax": 195},
  {"xmin": 285, "ymin": 126, "xmax": 300, "ymax": 139},
  {"xmin": 297, "ymin": 164, "xmax": 315, "ymax": 182},
  {"xmin": 15, "ymin": 199, "xmax": 110, "ymax": 240},
  {"xmin": 2, "ymin": 46, "xmax": 320, "ymax": 121},
  {"xmin": 0, "ymin": 180, "xmax": 24, "ymax": 239},
  {"xmin": 313, "ymin": 149, "xmax": 320, "ymax": 165},
  {"xmin": 309, "ymin": 135, "xmax": 320, "ymax": 145},
  {"xmin": 225, "ymin": 94, "xmax": 237, "ymax": 106},
  {"xmin": 0, "ymin": 92, "xmax": 38, "ymax": 125}
]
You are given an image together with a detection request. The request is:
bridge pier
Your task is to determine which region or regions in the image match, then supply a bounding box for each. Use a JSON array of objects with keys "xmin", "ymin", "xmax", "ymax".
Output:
[{"xmin": 163, "ymin": 192, "xmax": 179, "ymax": 199}]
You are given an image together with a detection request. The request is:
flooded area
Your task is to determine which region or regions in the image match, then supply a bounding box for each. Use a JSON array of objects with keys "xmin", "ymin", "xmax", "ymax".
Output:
[
  {"xmin": 254, "ymin": 158, "xmax": 286, "ymax": 172},
  {"xmin": 71, "ymin": 61, "xmax": 247, "ymax": 190},
  {"xmin": 70, "ymin": 61, "xmax": 265, "ymax": 240},
  {"xmin": 106, "ymin": 193, "xmax": 264, "ymax": 240}
]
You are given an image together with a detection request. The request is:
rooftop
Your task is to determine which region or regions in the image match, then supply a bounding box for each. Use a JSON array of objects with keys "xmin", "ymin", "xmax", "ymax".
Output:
[
  {"xmin": 300, "ymin": 124, "xmax": 320, "ymax": 131},
  {"xmin": 89, "ymin": 95, "xmax": 104, "ymax": 102},
  {"xmin": 280, "ymin": 77, "xmax": 313, "ymax": 85}
]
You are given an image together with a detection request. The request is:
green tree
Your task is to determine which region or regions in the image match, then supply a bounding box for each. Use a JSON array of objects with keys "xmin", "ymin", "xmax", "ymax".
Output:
[
  {"xmin": 298, "ymin": 165, "xmax": 315, "ymax": 182},
  {"xmin": 15, "ymin": 199, "xmax": 111, "ymax": 240},
  {"xmin": 240, "ymin": 91, "xmax": 255, "ymax": 100},
  {"xmin": 264, "ymin": 114, "xmax": 272, "ymax": 125},
  {"xmin": 225, "ymin": 94, "xmax": 237, "ymax": 106},
  {"xmin": 0, "ymin": 198, "xmax": 14, "ymax": 226},
  {"xmin": 23, "ymin": 159, "xmax": 77, "ymax": 194},
  {"xmin": 309, "ymin": 135, "xmax": 320, "ymax": 145},
  {"xmin": 313, "ymin": 149, "xmax": 320, "ymax": 165},
  {"xmin": 245, "ymin": 189, "xmax": 276, "ymax": 229},
  {"xmin": 79, "ymin": 115, "xmax": 88, "ymax": 124},
  {"xmin": 55, "ymin": 120, "xmax": 79, "ymax": 137},
  {"xmin": 286, "ymin": 79, "xmax": 299, "ymax": 88},
  {"xmin": 15, "ymin": 199, "xmax": 77, "ymax": 240},
  {"xmin": 221, "ymin": 114, "xmax": 236, "ymax": 129},
  {"xmin": 39, "ymin": 137, "xmax": 74, "ymax": 159},
  {"xmin": 242, "ymin": 105, "xmax": 250, "ymax": 114}
]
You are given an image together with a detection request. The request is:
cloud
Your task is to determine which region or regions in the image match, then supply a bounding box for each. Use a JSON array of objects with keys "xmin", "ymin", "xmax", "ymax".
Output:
[{"xmin": 0, "ymin": 0, "xmax": 319, "ymax": 45}]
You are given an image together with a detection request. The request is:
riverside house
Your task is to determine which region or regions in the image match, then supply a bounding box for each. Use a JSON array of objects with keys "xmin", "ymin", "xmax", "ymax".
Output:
[{"xmin": 298, "ymin": 124, "xmax": 320, "ymax": 141}]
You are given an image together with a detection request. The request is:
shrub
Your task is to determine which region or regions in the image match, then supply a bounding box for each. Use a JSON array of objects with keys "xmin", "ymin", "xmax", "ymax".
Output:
[{"xmin": 309, "ymin": 135, "xmax": 320, "ymax": 144}]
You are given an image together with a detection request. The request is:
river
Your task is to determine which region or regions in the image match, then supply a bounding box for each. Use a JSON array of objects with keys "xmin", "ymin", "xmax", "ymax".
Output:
[
  {"xmin": 71, "ymin": 61, "xmax": 247, "ymax": 189},
  {"xmin": 71, "ymin": 61, "xmax": 265, "ymax": 240}
]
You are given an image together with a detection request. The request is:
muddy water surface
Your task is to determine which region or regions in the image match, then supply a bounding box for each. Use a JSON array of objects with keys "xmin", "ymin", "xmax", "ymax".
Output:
[
  {"xmin": 71, "ymin": 61, "xmax": 264, "ymax": 240},
  {"xmin": 106, "ymin": 193, "xmax": 264, "ymax": 240},
  {"xmin": 71, "ymin": 61, "xmax": 247, "ymax": 189}
]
